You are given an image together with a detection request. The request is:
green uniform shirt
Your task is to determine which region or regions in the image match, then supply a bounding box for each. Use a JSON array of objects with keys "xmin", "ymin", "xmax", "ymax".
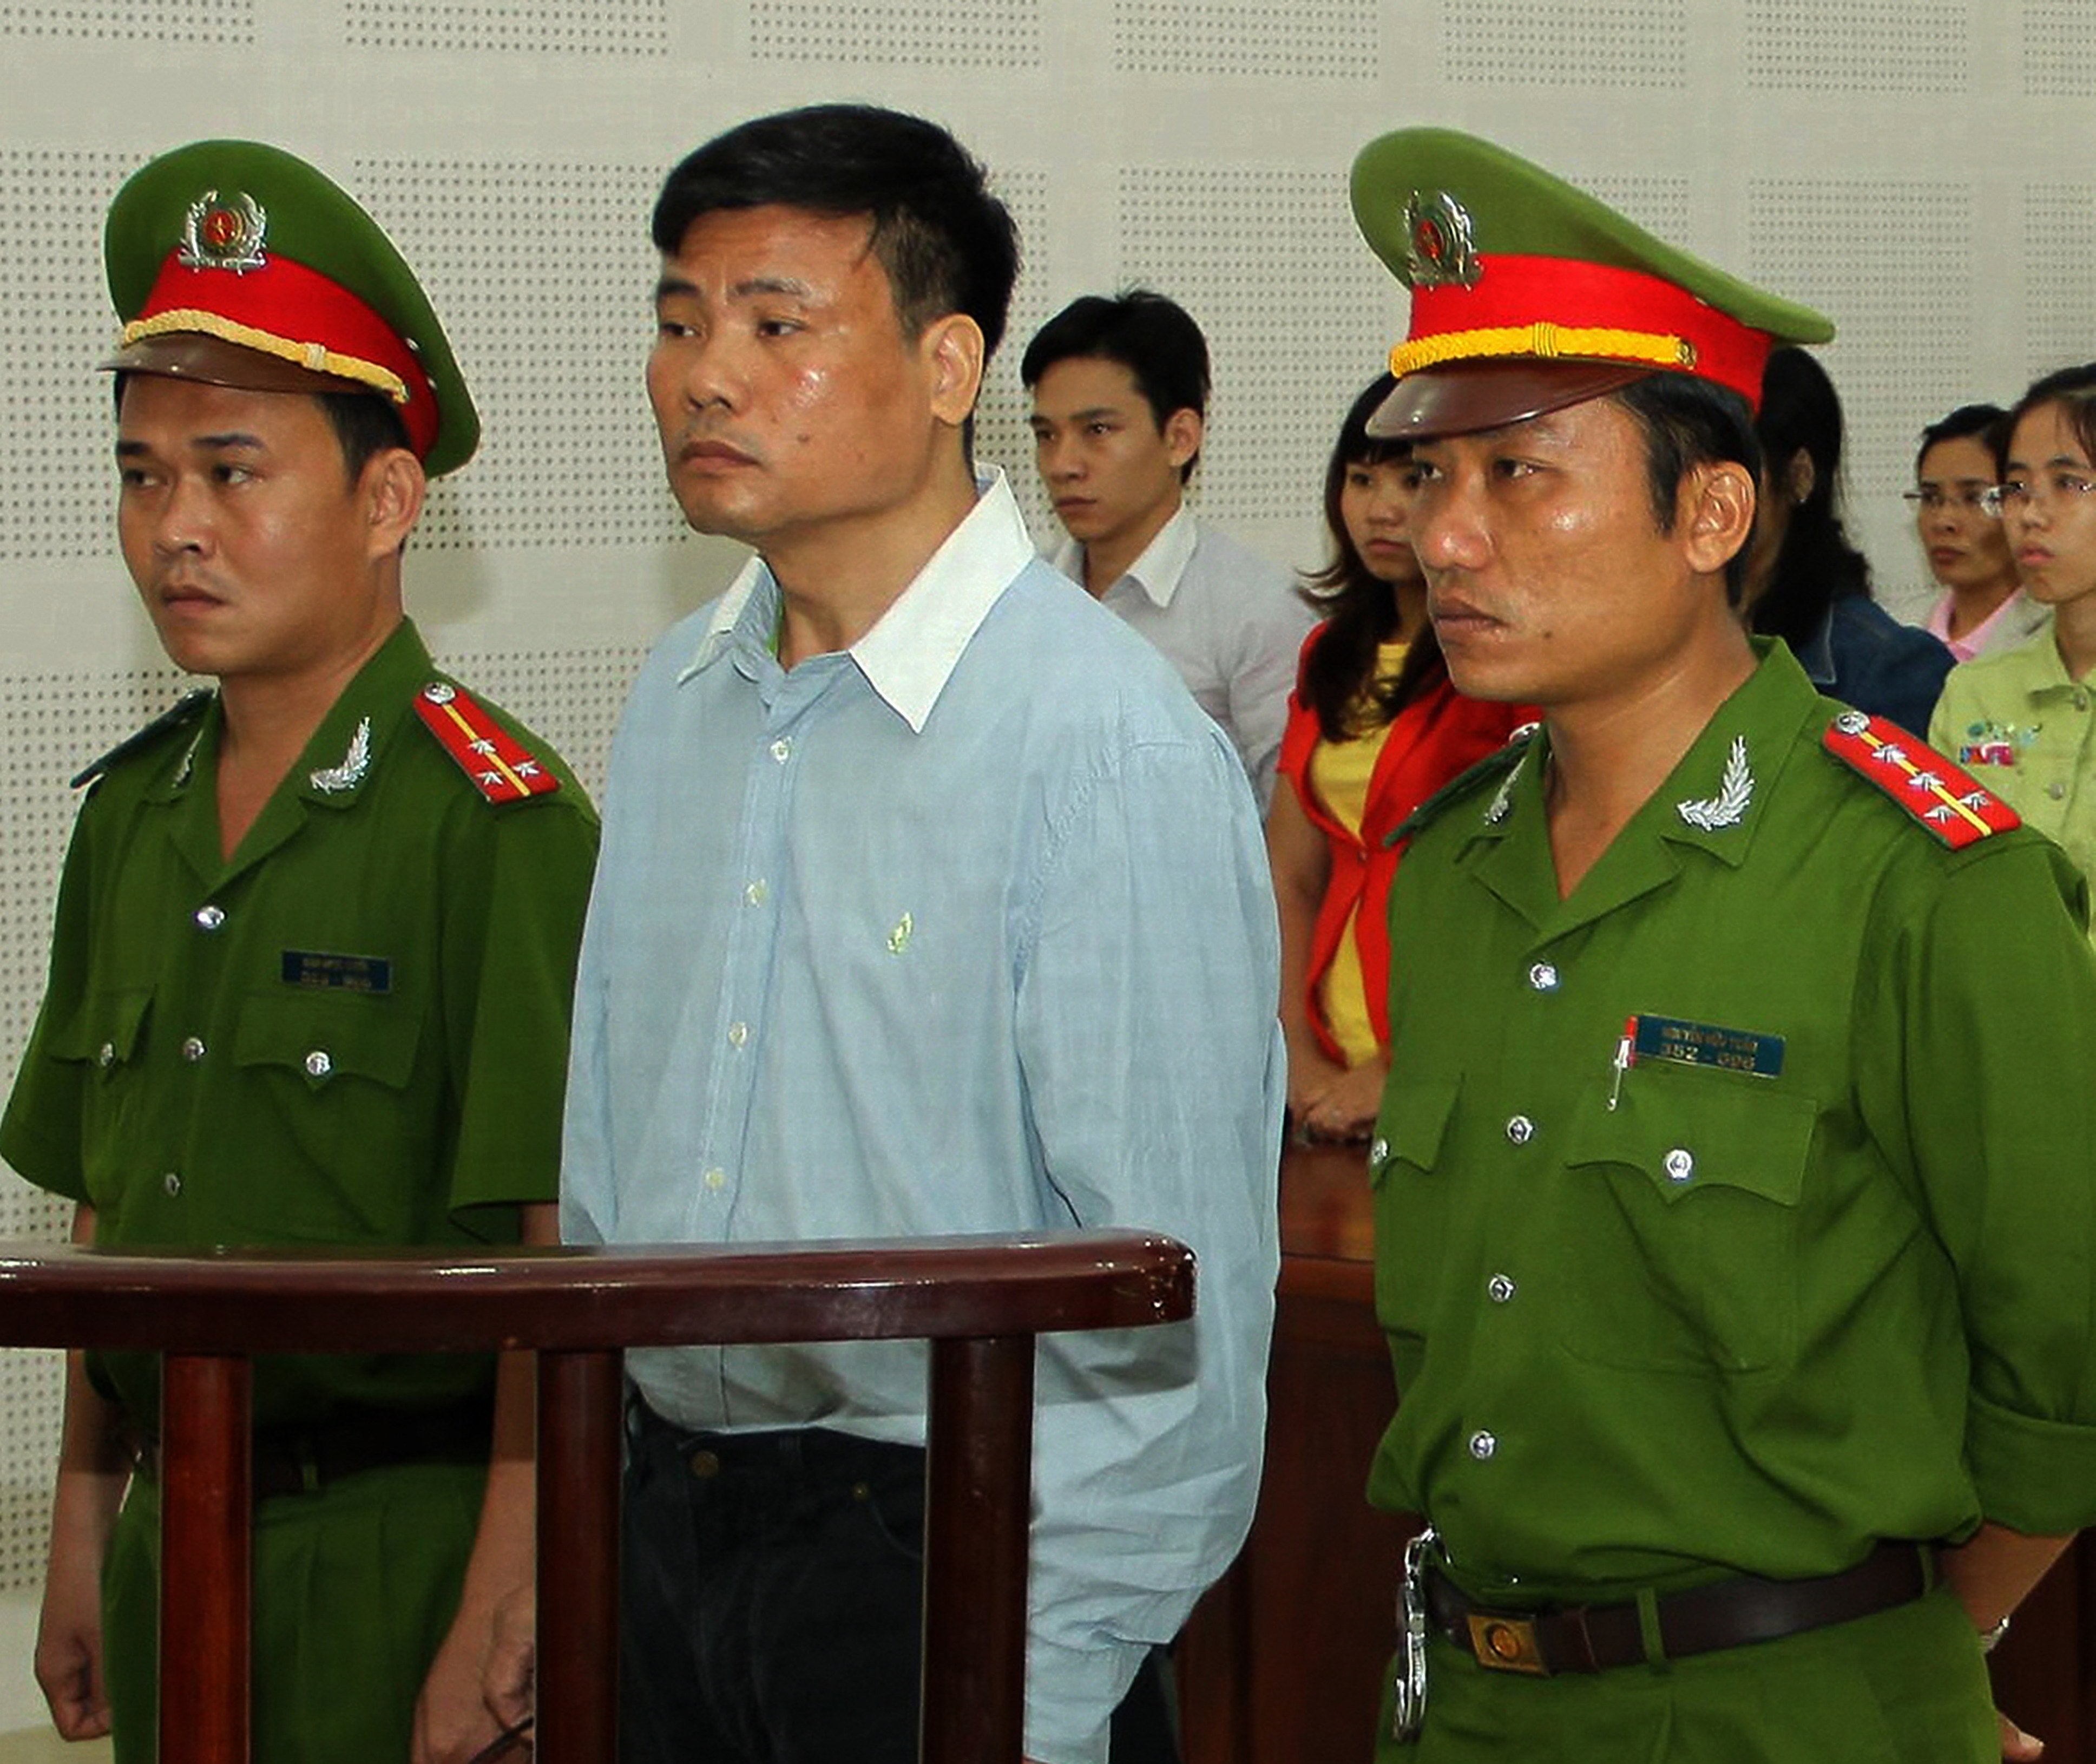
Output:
[
  {"xmin": 0, "ymin": 619, "xmax": 599, "ymax": 1431},
  {"xmin": 1930, "ymin": 629, "xmax": 2096, "ymax": 935},
  {"xmin": 1369, "ymin": 642, "xmax": 2096, "ymax": 1605}
]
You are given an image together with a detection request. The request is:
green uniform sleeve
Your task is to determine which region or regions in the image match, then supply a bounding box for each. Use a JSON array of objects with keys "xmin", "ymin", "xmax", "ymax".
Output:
[
  {"xmin": 439, "ymin": 789, "xmax": 599, "ymax": 1227},
  {"xmin": 1, "ymin": 790, "xmax": 106, "ymax": 1199},
  {"xmin": 1867, "ymin": 836, "xmax": 2096, "ymax": 1534}
]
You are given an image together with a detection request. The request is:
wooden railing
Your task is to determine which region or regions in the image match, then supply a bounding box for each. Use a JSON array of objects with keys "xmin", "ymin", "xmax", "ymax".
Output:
[{"xmin": 0, "ymin": 1230, "xmax": 1196, "ymax": 1763}]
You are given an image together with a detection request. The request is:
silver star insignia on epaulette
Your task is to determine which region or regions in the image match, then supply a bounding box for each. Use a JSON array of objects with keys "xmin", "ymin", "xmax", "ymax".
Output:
[
  {"xmin": 310, "ymin": 717, "xmax": 372, "ymax": 794},
  {"xmin": 1484, "ymin": 752, "xmax": 1527, "ymax": 826},
  {"xmin": 1677, "ymin": 735, "xmax": 1753, "ymax": 831}
]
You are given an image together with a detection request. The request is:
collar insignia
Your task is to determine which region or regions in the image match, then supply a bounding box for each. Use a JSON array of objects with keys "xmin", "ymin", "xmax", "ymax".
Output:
[
  {"xmin": 309, "ymin": 717, "xmax": 372, "ymax": 794},
  {"xmin": 1677, "ymin": 735, "xmax": 1753, "ymax": 832},
  {"xmin": 1484, "ymin": 750, "xmax": 1526, "ymax": 825}
]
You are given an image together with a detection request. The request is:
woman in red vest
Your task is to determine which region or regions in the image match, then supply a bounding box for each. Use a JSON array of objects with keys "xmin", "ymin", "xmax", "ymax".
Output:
[{"xmin": 1269, "ymin": 376, "xmax": 1528, "ymax": 1140}]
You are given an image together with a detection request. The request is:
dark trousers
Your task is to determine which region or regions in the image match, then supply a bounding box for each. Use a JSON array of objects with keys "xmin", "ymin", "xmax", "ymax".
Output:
[{"xmin": 620, "ymin": 1398, "xmax": 1178, "ymax": 1763}]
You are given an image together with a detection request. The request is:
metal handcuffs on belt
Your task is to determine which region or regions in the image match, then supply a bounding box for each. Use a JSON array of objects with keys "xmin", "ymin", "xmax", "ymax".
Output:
[{"xmin": 1391, "ymin": 1525, "xmax": 1435, "ymax": 1742}]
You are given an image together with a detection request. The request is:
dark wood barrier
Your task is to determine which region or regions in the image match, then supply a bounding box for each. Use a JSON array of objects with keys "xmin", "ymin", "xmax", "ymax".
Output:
[{"xmin": 0, "ymin": 1230, "xmax": 1195, "ymax": 1764}]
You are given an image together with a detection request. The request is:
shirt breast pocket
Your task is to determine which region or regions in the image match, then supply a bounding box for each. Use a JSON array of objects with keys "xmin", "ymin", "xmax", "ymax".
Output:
[
  {"xmin": 228, "ymin": 991, "xmax": 425, "ymax": 1240},
  {"xmin": 1559, "ymin": 1073, "xmax": 1816, "ymax": 1376},
  {"xmin": 1368, "ymin": 1075, "xmax": 1463, "ymax": 1345},
  {"xmin": 48, "ymin": 989, "xmax": 153, "ymax": 1211}
]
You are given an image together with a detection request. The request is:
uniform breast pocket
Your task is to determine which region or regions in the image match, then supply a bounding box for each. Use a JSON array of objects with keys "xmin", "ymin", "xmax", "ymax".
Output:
[
  {"xmin": 48, "ymin": 989, "xmax": 153, "ymax": 1210},
  {"xmin": 1558, "ymin": 1074, "xmax": 1817, "ymax": 1375},
  {"xmin": 228, "ymin": 991, "xmax": 425, "ymax": 1240},
  {"xmin": 1368, "ymin": 1075, "xmax": 1463, "ymax": 1345}
]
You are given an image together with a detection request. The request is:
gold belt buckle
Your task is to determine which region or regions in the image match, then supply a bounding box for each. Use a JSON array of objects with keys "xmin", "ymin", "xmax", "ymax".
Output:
[{"xmin": 1466, "ymin": 1611, "xmax": 1549, "ymax": 1675}]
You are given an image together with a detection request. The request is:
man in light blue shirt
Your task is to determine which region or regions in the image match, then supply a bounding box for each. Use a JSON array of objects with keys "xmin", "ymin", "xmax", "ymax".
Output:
[{"xmin": 540, "ymin": 106, "xmax": 1282, "ymax": 1764}]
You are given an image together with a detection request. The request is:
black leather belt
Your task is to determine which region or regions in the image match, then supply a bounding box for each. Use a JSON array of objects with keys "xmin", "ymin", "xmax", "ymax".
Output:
[
  {"xmin": 133, "ymin": 1399, "xmax": 493, "ymax": 1502},
  {"xmin": 1426, "ymin": 1540, "xmax": 1935, "ymax": 1675}
]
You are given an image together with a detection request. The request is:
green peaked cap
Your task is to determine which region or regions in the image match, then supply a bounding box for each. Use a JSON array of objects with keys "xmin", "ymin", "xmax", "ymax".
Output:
[
  {"xmin": 104, "ymin": 139, "xmax": 478, "ymax": 477},
  {"xmin": 1349, "ymin": 129, "xmax": 1832, "ymax": 434}
]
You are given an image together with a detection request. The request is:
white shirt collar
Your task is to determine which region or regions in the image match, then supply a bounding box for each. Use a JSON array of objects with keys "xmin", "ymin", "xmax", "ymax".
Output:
[
  {"xmin": 1047, "ymin": 501, "xmax": 1195, "ymax": 609},
  {"xmin": 680, "ymin": 469, "xmax": 1036, "ymax": 732}
]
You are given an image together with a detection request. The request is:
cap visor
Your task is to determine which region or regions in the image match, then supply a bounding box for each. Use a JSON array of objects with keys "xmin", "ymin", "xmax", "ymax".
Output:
[
  {"xmin": 100, "ymin": 331, "xmax": 372, "ymax": 400},
  {"xmin": 1367, "ymin": 360, "xmax": 1655, "ymax": 442}
]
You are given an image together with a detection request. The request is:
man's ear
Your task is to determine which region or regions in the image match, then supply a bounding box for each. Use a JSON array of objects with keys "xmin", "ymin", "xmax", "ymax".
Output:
[
  {"xmin": 923, "ymin": 313, "xmax": 986, "ymax": 429},
  {"xmin": 1681, "ymin": 459, "xmax": 1758, "ymax": 576},
  {"xmin": 361, "ymin": 447, "xmax": 426, "ymax": 561},
  {"xmin": 1164, "ymin": 406, "xmax": 1204, "ymax": 472}
]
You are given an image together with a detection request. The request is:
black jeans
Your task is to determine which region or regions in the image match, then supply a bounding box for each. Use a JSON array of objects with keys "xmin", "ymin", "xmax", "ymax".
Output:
[{"xmin": 619, "ymin": 1398, "xmax": 1178, "ymax": 1763}]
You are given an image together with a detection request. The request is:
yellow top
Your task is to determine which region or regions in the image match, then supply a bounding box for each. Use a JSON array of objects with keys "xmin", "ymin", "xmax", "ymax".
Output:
[{"xmin": 1306, "ymin": 639, "xmax": 1409, "ymax": 1065}]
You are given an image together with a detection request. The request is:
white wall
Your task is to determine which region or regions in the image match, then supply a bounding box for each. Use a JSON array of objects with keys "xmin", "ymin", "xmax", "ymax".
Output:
[{"xmin": 0, "ymin": 0, "xmax": 2090, "ymax": 1586}]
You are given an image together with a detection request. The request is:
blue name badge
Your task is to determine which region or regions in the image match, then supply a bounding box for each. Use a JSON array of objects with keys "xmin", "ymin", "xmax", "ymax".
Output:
[
  {"xmin": 1630, "ymin": 1014, "xmax": 1784, "ymax": 1079},
  {"xmin": 281, "ymin": 950, "xmax": 392, "ymax": 994}
]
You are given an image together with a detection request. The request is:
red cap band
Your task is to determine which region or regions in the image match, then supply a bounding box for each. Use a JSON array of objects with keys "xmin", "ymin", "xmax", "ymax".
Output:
[
  {"xmin": 1408, "ymin": 254, "xmax": 1772, "ymax": 406},
  {"xmin": 132, "ymin": 251, "xmax": 439, "ymax": 458}
]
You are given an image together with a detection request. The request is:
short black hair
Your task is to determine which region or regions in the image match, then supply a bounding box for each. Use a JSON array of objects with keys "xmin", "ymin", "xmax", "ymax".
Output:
[
  {"xmin": 1020, "ymin": 290, "xmax": 1211, "ymax": 482},
  {"xmin": 652, "ymin": 104, "xmax": 1020, "ymax": 368},
  {"xmin": 1608, "ymin": 371, "xmax": 1762, "ymax": 605},
  {"xmin": 114, "ymin": 373, "xmax": 412, "ymax": 484},
  {"xmin": 1915, "ymin": 402, "xmax": 2007, "ymax": 475},
  {"xmin": 2000, "ymin": 361, "xmax": 2096, "ymax": 476}
]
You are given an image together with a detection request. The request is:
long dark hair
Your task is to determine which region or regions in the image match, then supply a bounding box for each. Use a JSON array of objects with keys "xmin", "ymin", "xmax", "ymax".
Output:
[
  {"xmin": 1749, "ymin": 346, "xmax": 1870, "ymax": 647},
  {"xmin": 1298, "ymin": 375, "xmax": 1445, "ymax": 742}
]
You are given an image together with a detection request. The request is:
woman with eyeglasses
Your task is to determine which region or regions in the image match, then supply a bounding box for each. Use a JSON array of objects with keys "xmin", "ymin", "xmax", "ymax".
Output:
[
  {"xmin": 1930, "ymin": 363, "xmax": 2096, "ymax": 927},
  {"xmin": 1912, "ymin": 403, "xmax": 2048, "ymax": 660}
]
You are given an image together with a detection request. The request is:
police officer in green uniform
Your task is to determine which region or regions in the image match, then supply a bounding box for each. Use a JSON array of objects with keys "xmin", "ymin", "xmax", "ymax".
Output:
[
  {"xmin": 1350, "ymin": 130, "xmax": 2096, "ymax": 1762},
  {"xmin": 0, "ymin": 140, "xmax": 598, "ymax": 1763}
]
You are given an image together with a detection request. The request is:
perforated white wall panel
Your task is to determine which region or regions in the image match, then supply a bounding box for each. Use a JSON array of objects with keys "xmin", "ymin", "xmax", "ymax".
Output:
[
  {"xmin": 749, "ymin": 0, "xmax": 1041, "ymax": 67},
  {"xmin": 0, "ymin": 0, "xmax": 2089, "ymax": 1598},
  {"xmin": 1441, "ymin": 0, "xmax": 1688, "ymax": 89},
  {"xmin": 1113, "ymin": 1, "xmax": 1378, "ymax": 81},
  {"xmin": 1745, "ymin": 1, "xmax": 1968, "ymax": 93},
  {"xmin": 1119, "ymin": 166, "xmax": 1398, "ymax": 531},
  {"xmin": 0, "ymin": 1, "xmax": 252, "ymax": 42},
  {"xmin": 344, "ymin": 2, "xmax": 668, "ymax": 55}
]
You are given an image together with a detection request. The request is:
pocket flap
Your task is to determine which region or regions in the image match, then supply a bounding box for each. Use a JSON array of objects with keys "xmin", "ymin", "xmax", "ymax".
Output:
[
  {"xmin": 233, "ymin": 990, "xmax": 419, "ymax": 1090},
  {"xmin": 1369, "ymin": 1075, "xmax": 1463, "ymax": 1183},
  {"xmin": 1566, "ymin": 1074, "xmax": 1815, "ymax": 1207},
  {"xmin": 49, "ymin": 989, "xmax": 152, "ymax": 1076}
]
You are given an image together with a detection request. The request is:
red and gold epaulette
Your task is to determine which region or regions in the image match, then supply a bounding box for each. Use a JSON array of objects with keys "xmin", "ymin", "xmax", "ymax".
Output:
[
  {"xmin": 1823, "ymin": 709, "xmax": 2018, "ymax": 849},
  {"xmin": 412, "ymin": 681, "xmax": 561, "ymax": 804}
]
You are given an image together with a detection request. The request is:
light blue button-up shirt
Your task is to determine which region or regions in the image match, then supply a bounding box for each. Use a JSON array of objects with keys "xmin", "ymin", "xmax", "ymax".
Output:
[{"xmin": 563, "ymin": 470, "xmax": 1283, "ymax": 1764}]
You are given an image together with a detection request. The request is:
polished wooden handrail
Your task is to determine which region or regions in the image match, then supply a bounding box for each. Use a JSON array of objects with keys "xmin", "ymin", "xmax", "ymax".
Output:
[{"xmin": 0, "ymin": 1230, "xmax": 1195, "ymax": 1763}]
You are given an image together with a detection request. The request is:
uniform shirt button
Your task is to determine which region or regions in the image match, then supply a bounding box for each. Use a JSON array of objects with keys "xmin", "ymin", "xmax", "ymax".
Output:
[
  {"xmin": 1369, "ymin": 1137, "xmax": 1389, "ymax": 1164},
  {"xmin": 2050, "ymin": 782, "xmax": 2069, "ymax": 801},
  {"xmin": 703, "ymin": 1167, "xmax": 727, "ymax": 1192},
  {"xmin": 180, "ymin": 1037, "xmax": 206, "ymax": 1063},
  {"xmin": 162, "ymin": 1171, "xmax": 181, "ymax": 1197},
  {"xmin": 1487, "ymin": 1273, "xmax": 1517, "ymax": 1304},
  {"xmin": 1468, "ymin": 1430, "xmax": 1497, "ymax": 1461},
  {"xmin": 304, "ymin": 1049, "xmax": 333, "ymax": 1079},
  {"xmin": 96, "ymin": 1042, "xmax": 116, "ymax": 1069},
  {"xmin": 745, "ymin": 879, "xmax": 768, "ymax": 905},
  {"xmin": 1505, "ymin": 1115, "xmax": 1536, "ymax": 1145},
  {"xmin": 770, "ymin": 738, "xmax": 792, "ymax": 763},
  {"xmin": 194, "ymin": 904, "xmax": 226, "ymax": 931},
  {"xmin": 1527, "ymin": 962, "xmax": 1559, "ymax": 992},
  {"xmin": 688, "ymin": 1448, "xmax": 721, "ymax": 1478},
  {"xmin": 727, "ymin": 1021, "xmax": 748, "ymax": 1047},
  {"xmin": 1664, "ymin": 1147, "xmax": 1696, "ymax": 1183}
]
